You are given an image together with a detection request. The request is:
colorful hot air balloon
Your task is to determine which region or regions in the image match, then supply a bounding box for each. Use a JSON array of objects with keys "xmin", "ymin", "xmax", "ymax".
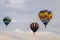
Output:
[
  {"xmin": 38, "ymin": 10, "xmax": 53, "ymax": 28},
  {"xmin": 30, "ymin": 22, "xmax": 39, "ymax": 35},
  {"xmin": 3, "ymin": 17, "xmax": 11, "ymax": 27}
]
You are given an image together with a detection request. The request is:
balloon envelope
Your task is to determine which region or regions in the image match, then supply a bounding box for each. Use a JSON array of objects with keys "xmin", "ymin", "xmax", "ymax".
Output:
[
  {"xmin": 3, "ymin": 17, "xmax": 11, "ymax": 26},
  {"xmin": 30, "ymin": 22, "xmax": 39, "ymax": 34},
  {"xmin": 38, "ymin": 10, "xmax": 53, "ymax": 28}
]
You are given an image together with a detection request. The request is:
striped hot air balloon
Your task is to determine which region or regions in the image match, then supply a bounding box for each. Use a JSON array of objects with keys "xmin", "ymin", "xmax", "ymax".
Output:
[{"xmin": 30, "ymin": 22, "xmax": 39, "ymax": 35}]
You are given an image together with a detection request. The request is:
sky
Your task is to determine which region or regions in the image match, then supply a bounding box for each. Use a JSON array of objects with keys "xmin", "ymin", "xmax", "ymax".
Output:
[{"xmin": 0, "ymin": 0, "xmax": 60, "ymax": 40}]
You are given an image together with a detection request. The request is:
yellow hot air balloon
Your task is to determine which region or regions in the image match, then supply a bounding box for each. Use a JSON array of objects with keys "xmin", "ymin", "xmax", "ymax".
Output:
[{"xmin": 38, "ymin": 10, "xmax": 53, "ymax": 28}]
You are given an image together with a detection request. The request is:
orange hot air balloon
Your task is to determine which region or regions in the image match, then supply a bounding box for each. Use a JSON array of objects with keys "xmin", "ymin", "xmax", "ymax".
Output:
[{"xmin": 38, "ymin": 10, "xmax": 53, "ymax": 28}]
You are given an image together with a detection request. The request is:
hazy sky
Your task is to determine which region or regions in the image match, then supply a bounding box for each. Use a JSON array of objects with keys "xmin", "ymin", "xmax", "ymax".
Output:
[{"xmin": 0, "ymin": 0, "xmax": 60, "ymax": 40}]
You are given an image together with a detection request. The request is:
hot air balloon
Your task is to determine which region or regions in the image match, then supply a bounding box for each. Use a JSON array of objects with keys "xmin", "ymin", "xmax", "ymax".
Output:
[
  {"xmin": 30, "ymin": 22, "xmax": 39, "ymax": 35},
  {"xmin": 3, "ymin": 17, "xmax": 11, "ymax": 27},
  {"xmin": 38, "ymin": 10, "xmax": 53, "ymax": 28}
]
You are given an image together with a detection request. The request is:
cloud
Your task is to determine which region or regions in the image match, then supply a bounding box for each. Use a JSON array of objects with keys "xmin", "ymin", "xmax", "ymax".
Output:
[
  {"xmin": 0, "ymin": 0, "xmax": 26, "ymax": 6},
  {"xmin": 0, "ymin": 0, "xmax": 60, "ymax": 40},
  {"xmin": 0, "ymin": 0, "xmax": 30, "ymax": 12},
  {"xmin": 0, "ymin": 28, "xmax": 60, "ymax": 40},
  {"xmin": 10, "ymin": 0, "xmax": 25, "ymax": 4},
  {"xmin": 0, "ymin": 34, "xmax": 16, "ymax": 40}
]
